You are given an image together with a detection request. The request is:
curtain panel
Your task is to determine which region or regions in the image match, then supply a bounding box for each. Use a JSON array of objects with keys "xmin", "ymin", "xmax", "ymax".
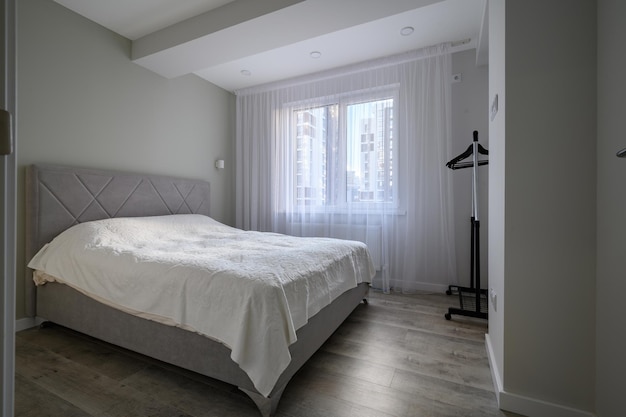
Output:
[{"xmin": 235, "ymin": 44, "xmax": 457, "ymax": 293}]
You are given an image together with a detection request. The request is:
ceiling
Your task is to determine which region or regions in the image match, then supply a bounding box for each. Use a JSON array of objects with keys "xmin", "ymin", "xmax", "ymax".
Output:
[{"xmin": 53, "ymin": 0, "xmax": 487, "ymax": 92}]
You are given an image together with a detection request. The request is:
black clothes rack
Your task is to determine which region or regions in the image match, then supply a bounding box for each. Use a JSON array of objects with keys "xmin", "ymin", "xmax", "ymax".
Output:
[{"xmin": 445, "ymin": 131, "xmax": 488, "ymax": 320}]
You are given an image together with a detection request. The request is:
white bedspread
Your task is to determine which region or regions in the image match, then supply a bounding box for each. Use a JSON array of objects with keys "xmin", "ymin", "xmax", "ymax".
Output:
[{"xmin": 28, "ymin": 214, "xmax": 374, "ymax": 397}]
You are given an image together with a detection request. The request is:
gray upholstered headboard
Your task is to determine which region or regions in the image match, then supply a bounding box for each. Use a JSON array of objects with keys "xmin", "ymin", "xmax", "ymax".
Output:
[{"xmin": 25, "ymin": 164, "xmax": 211, "ymax": 316}]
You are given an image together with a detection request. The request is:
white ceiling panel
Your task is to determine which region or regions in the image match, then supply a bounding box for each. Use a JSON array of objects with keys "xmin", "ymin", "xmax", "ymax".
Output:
[
  {"xmin": 195, "ymin": 0, "xmax": 483, "ymax": 91},
  {"xmin": 53, "ymin": 0, "xmax": 487, "ymax": 92},
  {"xmin": 53, "ymin": 0, "xmax": 237, "ymax": 40}
]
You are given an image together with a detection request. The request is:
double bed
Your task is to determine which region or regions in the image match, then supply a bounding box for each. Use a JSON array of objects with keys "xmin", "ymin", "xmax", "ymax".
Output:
[{"xmin": 24, "ymin": 164, "xmax": 374, "ymax": 417}]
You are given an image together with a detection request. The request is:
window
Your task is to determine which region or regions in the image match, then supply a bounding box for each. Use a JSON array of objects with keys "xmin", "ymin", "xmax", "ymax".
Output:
[{"xmin": 290, "ymin": 90, "xmax": 397, "ymax": 210}]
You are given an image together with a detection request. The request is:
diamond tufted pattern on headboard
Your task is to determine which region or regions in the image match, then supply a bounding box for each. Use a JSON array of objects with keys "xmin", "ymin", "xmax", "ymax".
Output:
[{"xmin": 24, "ymin": 164, "xmax": 211, "ymax": 316}]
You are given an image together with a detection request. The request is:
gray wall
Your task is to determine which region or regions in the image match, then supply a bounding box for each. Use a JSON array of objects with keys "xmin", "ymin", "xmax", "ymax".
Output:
[
  {"xmin": 596, "ymin": 0, "xmax": 626, "ymax": 416},
  {"xmin": 16, "ymin": 0, "xmax": 235, "ymax": 319},
  {"xmin": 451, "ymin": 49, "xmax": 489, "ymax": 289},
  {"xmin": 14, "ymin": 1, "xmax": 489, "ymax": 319},
  {"xmin": 488, "ymin": 0, "xmax": 597, "ymax": 415}
]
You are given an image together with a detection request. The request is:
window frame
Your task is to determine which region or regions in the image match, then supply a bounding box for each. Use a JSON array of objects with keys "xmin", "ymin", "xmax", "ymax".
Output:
[{"xmin": 286, "ymin": 86, "xmax": 400, "ymax": 213}]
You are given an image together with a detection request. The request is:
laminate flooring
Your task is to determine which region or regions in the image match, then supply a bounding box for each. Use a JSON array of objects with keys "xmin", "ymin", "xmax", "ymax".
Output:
[{"xmin": 15, "ymin": 290, "xmax": 524, "ymax": 417}]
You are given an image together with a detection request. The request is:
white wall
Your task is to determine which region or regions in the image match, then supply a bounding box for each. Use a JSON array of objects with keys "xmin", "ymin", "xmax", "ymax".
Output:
[
  {"xmin": 16, "ymin": 0, "xmax": 235, "ymax": 319},
  {"xmin": 488, "ymin": 1, "xmax": 597, "ymax": 416},
  {"xmin": 596, "ymin": 1, "xmax": 626, "ymax": 416},
  {"xmin": 486, "ymin": 0, "xmax": 506, "ymax": 398},
  {"xmin": 451, "ymin": 49, "xmax": 489, "ymax": 289}
]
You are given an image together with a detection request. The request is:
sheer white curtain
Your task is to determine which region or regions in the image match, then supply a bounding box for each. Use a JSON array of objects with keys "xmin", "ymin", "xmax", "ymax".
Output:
[{"xmin": 235, "ymin": 44, "xmax": 457, "ymax": 293}]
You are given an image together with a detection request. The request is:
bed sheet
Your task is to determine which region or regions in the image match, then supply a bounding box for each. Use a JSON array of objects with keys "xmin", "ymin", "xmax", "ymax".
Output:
[{"xmin": 28, "ymin": 214, "xmax": 375, "ymax": 396}]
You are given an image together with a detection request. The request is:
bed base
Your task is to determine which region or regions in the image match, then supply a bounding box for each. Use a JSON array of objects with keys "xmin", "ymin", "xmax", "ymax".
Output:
[
  {"xmin": 26, "ymin": 164, "xmax": 372, "ymax": 416},
  {"xmin": 36, "ymin": 281, "xmax": 370, "ymax": 417}
]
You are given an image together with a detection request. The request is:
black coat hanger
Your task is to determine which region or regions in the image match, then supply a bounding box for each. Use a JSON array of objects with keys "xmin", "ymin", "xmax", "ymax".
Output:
[{"xmin": 446, "ymin": 131, "xmax": 489, "ymax": 170}]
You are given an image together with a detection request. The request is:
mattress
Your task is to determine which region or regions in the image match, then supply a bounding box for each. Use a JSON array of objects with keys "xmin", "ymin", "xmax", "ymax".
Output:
[{"xmin": 28, "ymin": 214, "xmax": 375, "ymax": 396}]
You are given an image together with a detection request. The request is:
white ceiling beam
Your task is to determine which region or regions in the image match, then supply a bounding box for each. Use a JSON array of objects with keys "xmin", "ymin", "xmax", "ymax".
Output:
[
  {"xmin": 131, "ymin": 0, "xmax": 443, "ymax": 79},
  {"xmin": 131, "ymin": 0, "xmax": 304, "ymax": 60}
]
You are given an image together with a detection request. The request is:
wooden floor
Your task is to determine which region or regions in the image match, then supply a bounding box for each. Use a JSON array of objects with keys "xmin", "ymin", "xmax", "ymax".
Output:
[{"xmin": 15, "ymin": 290, "xmax": 523, "ymax": 417}]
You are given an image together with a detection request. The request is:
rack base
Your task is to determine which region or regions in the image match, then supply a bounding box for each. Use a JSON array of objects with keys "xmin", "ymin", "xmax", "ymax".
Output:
[{"xmin": 444, "ymin": 286, "xmax": 488, "ymax": 320}]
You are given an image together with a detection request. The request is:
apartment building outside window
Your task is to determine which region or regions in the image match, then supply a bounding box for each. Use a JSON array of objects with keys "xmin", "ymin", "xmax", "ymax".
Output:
[{"xmin": 291, "ymin": 91, "xmax": 396, "ymax": 210}]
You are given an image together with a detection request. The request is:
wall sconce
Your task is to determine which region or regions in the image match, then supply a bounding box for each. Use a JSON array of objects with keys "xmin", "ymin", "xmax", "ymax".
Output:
[
  {"xmin": 215, "ymin": 159, "xmax": 225, "ymax": 170},
  {"xmin": 617, "ymin": 148, "xmax": 626, "ymax": 158}
]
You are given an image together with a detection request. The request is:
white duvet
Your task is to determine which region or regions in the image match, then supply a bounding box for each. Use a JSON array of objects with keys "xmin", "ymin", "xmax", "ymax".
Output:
[{"xmin": 28, "ymin": 214, "xmax": 374, "ymax": 397}]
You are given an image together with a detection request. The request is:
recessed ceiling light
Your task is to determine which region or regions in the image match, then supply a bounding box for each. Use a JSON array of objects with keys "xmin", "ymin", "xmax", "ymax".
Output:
[
  {"xmin": 240, "ymin": 69, "xmax": 251, "ymax": 76},
  {"xmin": 310, "ymin": 51, "xmax": 322, "ymax": 59},
  {"xmin": 400, "ymin": 26, "xmax": 414, "ymax": 36}
]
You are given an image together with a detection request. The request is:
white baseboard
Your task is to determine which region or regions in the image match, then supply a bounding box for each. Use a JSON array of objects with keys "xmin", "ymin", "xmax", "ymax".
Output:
[
  {"xmin": 15, "ymin": 316, "xmax": 45, "ymax": 332},
  {"xmin": 485, "ymin": 334, "xmax": 503, "ymax": 405},
  {"xmin": 485, "ymin": 334, "xmax": 595, "ymax": 417},
  {"xmin": 370, "ymin": 278, "xmax": 448, "ymax": 293},
  {"xmin": 499, "ymin": 391, "xmax": 596, "ymax": 417}
]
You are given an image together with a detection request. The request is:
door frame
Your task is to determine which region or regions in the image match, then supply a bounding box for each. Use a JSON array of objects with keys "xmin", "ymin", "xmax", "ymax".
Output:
[{"xmin": 0, "ymin": 0, "xmax": 16, "ymax": 415}]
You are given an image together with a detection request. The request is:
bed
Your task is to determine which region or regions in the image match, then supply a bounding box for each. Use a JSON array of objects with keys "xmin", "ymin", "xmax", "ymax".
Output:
[{"xmin": 24, "ymin": 164, "xmax": 373, "ymax": 417}]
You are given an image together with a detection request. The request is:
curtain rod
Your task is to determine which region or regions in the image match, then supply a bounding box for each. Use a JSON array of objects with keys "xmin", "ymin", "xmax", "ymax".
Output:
[{"xmin": 235, "ymin": 39, "xmax": 470, "ymax": 97}]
